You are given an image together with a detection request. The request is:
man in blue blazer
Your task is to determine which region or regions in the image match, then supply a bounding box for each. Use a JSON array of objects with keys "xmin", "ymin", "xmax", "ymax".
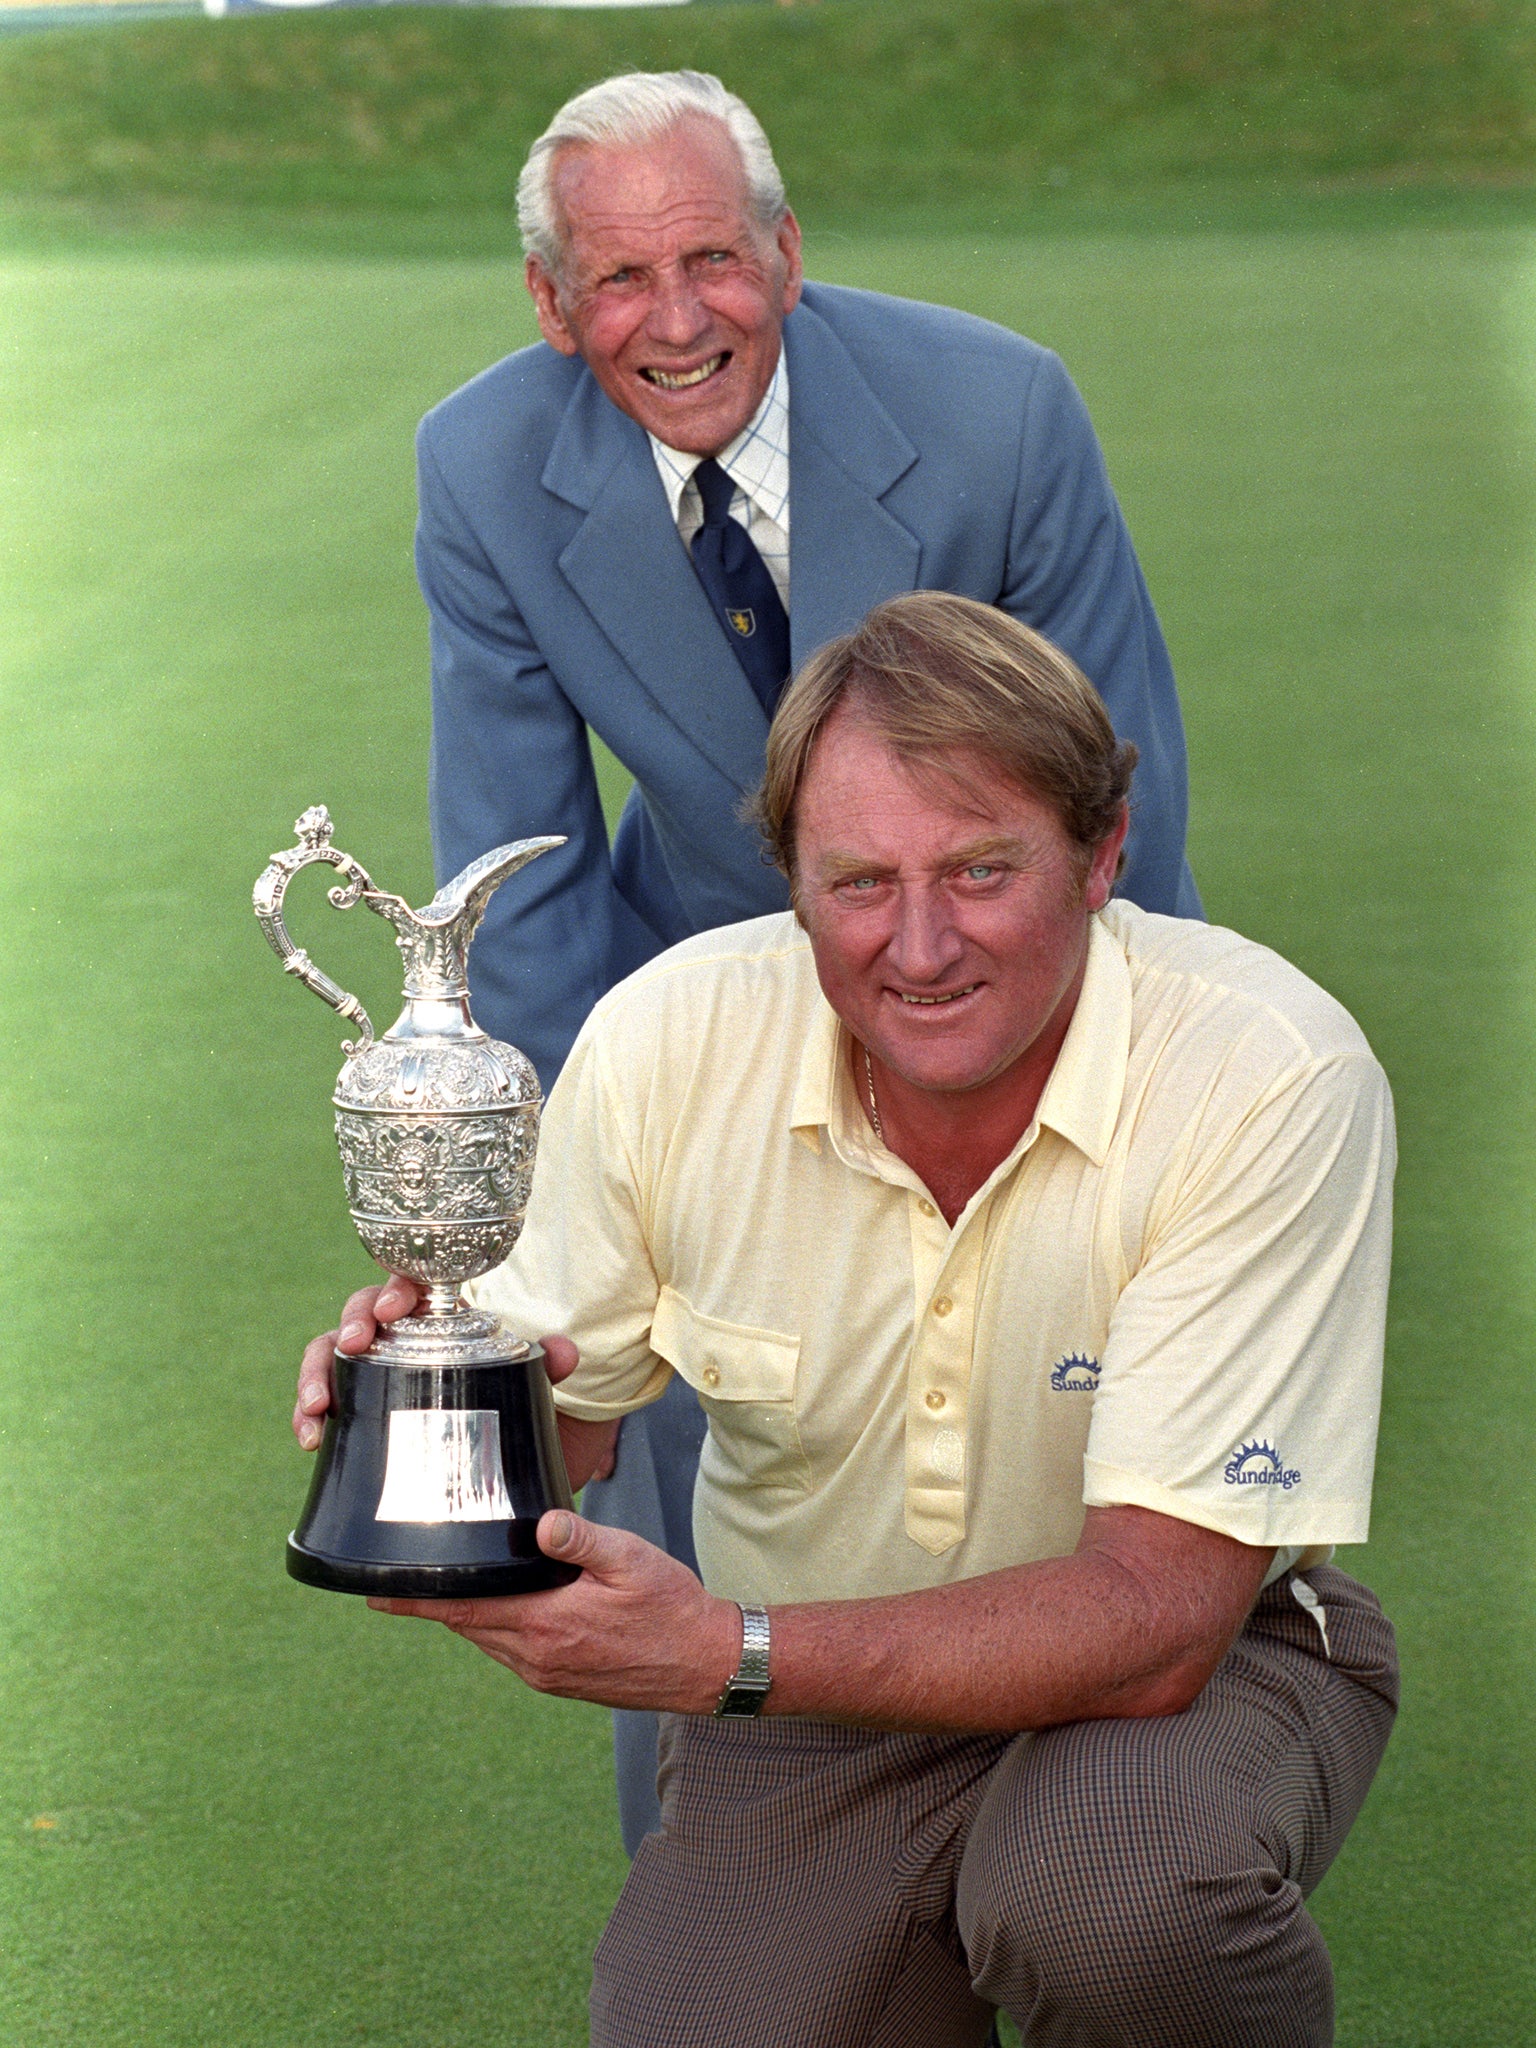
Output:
[{"xmin": 414, "ymin": 70, "xmax": 1200, "ymax": 1848}]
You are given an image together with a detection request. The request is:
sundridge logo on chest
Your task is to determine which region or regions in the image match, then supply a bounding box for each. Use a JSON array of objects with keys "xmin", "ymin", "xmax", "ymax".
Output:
[
  {"xmin": 1223, "ymin": 1440, "xmax": 1302, "ymax": 1490},
  {"xmin": 1049, "ymin": 1353, "xmax": 1101, "ymax": 1392}
]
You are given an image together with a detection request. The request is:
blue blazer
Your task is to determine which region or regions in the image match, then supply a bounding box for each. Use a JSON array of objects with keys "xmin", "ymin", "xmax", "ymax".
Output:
[{"xmin": 418, "ymin": 282, "xmax": 1200, "ymax": 1088}]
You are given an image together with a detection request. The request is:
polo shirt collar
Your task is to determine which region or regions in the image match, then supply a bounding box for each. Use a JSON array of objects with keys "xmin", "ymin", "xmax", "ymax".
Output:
[
  {"xmin": 789, "ymin": 910, "xmax": 1131, "ymax": 1172},
  {"xmin": 1030, "ymin": 911, "xmax": 1131, "ymax": 1168},
  {"xmin": 789, "ymin": 987, "xmax": 843, "ymax": 1156}
]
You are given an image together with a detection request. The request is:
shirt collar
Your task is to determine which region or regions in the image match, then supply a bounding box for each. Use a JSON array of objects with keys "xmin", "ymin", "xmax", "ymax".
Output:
[
  {"xmin": 648, "ymin": 352, "xmax": 791, "ymax": 530},
  {"xmin": 789, "ymin": 910, "xmax": 1132, "ymax": 1175},
  {"xmin": 1029, "ymin": 912, "xmax": 1131, "ymax": 1168}
]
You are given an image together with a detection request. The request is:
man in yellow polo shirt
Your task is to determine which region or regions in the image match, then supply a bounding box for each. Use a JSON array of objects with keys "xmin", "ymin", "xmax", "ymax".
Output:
[{"xmin": 299, "ymin": 593, "xmax": 1397, "ymax": 2048}]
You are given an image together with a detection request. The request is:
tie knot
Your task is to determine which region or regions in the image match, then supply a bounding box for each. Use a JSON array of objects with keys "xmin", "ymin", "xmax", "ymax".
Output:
[{"xmin": 693, "ymin": 458, "xmax": 737, "ymax": 528}]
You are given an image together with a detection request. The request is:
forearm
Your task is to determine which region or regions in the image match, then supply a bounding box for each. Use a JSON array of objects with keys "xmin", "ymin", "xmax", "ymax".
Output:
[{"xmin": 761, "ymin": 1522, "xmax": 1274, "ymax": 1734}]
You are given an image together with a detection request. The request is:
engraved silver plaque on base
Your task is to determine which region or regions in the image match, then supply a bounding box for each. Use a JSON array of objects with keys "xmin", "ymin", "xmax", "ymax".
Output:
[
  {"xmin": 254, "ymin": 805, "xmax": 578, "ymax": 1598},
  {"xmin": 375, "ymin": 1410, "xmax": 514, "ymax": 1524}
]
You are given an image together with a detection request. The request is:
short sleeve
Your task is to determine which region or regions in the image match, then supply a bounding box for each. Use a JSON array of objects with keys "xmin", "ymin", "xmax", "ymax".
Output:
[
  {"xmin": 1083, "ymin": 1054, "xmax": 1395, "ymax": 1546},
  {"xmin": 469, "ymin": 1015, "xmax": 673, "ymax": 1421}
]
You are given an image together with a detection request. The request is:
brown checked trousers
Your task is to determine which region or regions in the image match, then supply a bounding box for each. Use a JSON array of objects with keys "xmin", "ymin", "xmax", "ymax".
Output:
[{"xmin": 590, "ymin": 1567, "xmax": 1397, "ymax": 2048}]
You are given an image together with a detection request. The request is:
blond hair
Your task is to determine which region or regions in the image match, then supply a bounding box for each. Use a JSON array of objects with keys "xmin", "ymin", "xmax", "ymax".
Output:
[{"xmin": 753, "ymin": 592, "xmax": 1136, "ymax": 880}]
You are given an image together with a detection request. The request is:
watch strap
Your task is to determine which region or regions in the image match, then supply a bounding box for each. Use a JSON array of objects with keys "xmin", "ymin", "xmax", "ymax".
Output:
[{"xmin": 714, "ymin": 1603, "xmax": 772, "ymax": 1718}]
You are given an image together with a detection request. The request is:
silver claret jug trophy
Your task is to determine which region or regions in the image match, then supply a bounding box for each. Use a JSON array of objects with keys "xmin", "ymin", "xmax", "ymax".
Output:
[{"xmin": 254, "ymin": 806, "xmax": 577, "ymax": 1597}]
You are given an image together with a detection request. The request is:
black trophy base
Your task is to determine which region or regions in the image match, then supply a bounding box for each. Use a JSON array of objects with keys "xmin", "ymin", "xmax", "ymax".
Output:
[{"xmin": 287, "ymin": 1347, "xmax": 579, "ymax": 1599}]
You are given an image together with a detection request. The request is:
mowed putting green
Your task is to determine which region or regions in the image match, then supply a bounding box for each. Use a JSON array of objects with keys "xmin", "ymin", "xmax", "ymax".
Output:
[{"xmin": 2, "ymin": 219, "xmax": 1534, "ymax": 2046}]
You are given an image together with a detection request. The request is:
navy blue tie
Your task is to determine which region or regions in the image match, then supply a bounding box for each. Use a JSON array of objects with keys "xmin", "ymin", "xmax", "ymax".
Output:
[{"xmin": 689, "ymin": 457, "xmax": 791, "ymax": 718}]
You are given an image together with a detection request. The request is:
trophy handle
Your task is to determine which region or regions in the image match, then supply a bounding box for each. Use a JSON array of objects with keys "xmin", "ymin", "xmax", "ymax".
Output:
[{"xmin": 253, "ymin": 806, "xmax": 379, "ymax": 1056}]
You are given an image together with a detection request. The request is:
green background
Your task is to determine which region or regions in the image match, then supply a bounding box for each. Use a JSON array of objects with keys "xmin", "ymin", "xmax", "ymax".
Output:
[{"xmin": 2, "ymin": 4, "xmax": 1534, "ymax": 2043}]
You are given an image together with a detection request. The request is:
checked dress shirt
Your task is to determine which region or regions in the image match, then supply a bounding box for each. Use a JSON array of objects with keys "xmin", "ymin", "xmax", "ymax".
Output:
[{"xmin": 648, "ymin": 354, "xmax": 792, "ymax": 608}]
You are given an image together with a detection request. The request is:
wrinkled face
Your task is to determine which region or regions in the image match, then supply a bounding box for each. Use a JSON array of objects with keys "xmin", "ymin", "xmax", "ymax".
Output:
[
  {"xmin": 793, "ymin": 708, "xmax": 1126, "ymax": 1099},
  {"xmin": 525, "ymin": 115, "xmax": 803, "ymax": 456}
]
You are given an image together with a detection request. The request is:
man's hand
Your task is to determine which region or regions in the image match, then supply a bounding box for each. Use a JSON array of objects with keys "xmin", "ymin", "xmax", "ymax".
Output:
[
  {"xmin": 293, "ymin": 1275, "xmax": 423, "ymax": 1449},
  {"xmin": 291, "ymin": 1283, "xmax": 619, "ymax": 1485},
  {"xmin": 369, "ymin": 1513, "xmax": 740, "ymax": 1715}
]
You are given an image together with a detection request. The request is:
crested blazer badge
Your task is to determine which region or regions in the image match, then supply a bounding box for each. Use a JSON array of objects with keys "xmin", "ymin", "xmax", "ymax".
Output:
[{"xmin": 726, "ymin": 607, "xmax": 757, "ymax": 638}]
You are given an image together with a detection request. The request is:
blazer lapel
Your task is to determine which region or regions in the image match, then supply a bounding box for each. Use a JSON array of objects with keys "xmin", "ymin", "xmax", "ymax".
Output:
[
  {"xmin": 784, "ymin": 301, "xmax": 922, "ymax": 666},
  {"xmin": 546, "ymin": 374, "xmax": 768, "ymax": 797}
]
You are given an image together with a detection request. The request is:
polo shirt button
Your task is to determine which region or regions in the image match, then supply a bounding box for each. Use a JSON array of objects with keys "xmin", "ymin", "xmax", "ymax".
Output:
[
  {"xmin": 702, "ymin": 1364, "xmax": 721, "ymax": 1389},
  {"xmin": 918, "ymin": 1198, "xmax": 937, "ymax": 1218},
  {"xmin": 925, "ymin": 1389, "xmax": 946, "ymax": 1411},
  {"xmin": 932, "ymin": 1295, "xmax": 953, "ymax": 1318}
]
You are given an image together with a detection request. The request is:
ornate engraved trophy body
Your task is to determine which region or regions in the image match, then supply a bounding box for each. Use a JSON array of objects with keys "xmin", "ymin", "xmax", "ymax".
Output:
[{"xmin": 254, "ymin": 806, "xmax": 577, "ymax": 1596}]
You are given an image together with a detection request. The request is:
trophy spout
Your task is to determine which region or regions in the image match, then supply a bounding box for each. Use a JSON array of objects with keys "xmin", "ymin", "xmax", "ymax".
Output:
[
  {"xmin": 429, "ymin": 836, "xmax": 568, "ymax": 931},
  {"xmin": 370, "ymin": 836, "xmax": 567, "ymax": 1001}
]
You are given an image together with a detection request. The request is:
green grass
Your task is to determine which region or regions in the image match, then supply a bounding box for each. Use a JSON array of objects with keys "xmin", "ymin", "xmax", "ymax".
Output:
[
  {"xmin": 3, "ymin": 210, "xmax": 1535, "ymax": 2045},
  {"xmin": 2, "ymin": 0, "xmax": 1536, "ymax": 239}
]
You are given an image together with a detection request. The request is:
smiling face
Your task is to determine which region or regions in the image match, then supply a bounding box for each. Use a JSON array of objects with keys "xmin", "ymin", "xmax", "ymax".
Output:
[
  {"xmin": 794, "ymin": 705, "xmax": 1127, "ymax": 1104},
  {"xmin": 525, "ymin": 115, "xmax": 803, "ymax": 456}
]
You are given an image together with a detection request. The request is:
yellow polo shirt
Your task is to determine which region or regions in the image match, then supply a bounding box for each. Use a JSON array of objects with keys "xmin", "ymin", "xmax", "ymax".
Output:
[{"xmin": 474, "ymin": 903, "xmax": 1394, "ymax": 1607}]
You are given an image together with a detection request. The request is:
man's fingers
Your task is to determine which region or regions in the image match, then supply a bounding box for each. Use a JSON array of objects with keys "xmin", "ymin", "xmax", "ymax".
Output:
[
  {"xmin": 368, "ymin": 1596, "xmax": 474, "ymax": 1624},
  {"xmin": 293, "ymin": 1330, "xmax": 338, "ymax": 1449},
  {"xmin": 298, "ymin": 1331, "xmax": 336, "ymax": 1402},
  {"xmin": 295, "ymin": 1276, "xmax": 417, "ymax": 1454},
  {"xmin": 335, "ymin": 1285, "xmax": 381, "ymax": 1354},
  {"xmin": 335, "ymin": 1282, "xmax": 385, "ymax": 1353},
  {"xmin": 374, "ymin": 1273, "xmax": 421, "ymax": 1324},
  {"xmin": 294, "ymin": 1398, "xmax": 327, "ymax": 1450},
  {"xmin": 334, "ymin": 1276, "xmax": 419, "ymax": 1354},
  {"xmin": 537, "ymin": 1508, "xmax": 639, "ymax": 1577},
  {"xmin": 367, "ymin": 1594, "xmax": 528, "ymax": 1632},
  {"xmin": 539, "ymin": 1334, "xmax": 580, "ymax": 1383}
]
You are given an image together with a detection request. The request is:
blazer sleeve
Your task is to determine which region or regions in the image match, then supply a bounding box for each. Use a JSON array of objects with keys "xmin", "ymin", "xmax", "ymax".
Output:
[
  {"xmin": 1002, "ymin": 352, "xmax": 1202, "ymax": 919},
  {"xmin": 417, "ymin": 426, "xmax": 664, "ymax": 1090}
]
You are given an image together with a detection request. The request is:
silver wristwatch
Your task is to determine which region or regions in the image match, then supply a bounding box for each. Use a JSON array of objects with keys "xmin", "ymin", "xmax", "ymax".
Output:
[{"xmin": 714, "ymin": 1603, "xmax": 772, "ymax": 1718}]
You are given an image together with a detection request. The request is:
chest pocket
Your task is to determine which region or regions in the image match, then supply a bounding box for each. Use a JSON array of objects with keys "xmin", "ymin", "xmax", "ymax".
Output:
[{"xmin": 651, "ymin": 1285, "xmax": 808, "ymax": 1496}]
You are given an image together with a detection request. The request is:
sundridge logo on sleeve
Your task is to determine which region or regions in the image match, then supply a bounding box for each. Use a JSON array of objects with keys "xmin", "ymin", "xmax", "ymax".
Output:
[
  {"xmin": 1049, "ymin": 1353, "xmax": 1101, "ymax": 1392},
  {"xmin": 1223, "ymin": 1440, "xmax": 1302, "ymax": 1490}
]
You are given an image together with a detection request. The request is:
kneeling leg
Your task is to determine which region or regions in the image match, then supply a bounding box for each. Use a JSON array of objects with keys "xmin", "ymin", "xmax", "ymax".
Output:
[{"xmin": 956, "ymin": 1571, "xmax": 1397, "ymax": 2048}]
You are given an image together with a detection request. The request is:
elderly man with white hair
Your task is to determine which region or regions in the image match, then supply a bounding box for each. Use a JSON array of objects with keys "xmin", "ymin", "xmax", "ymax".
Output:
[{"xmin": 379, "ymin": 68, "xmax": 1204, "ymax": 1849}]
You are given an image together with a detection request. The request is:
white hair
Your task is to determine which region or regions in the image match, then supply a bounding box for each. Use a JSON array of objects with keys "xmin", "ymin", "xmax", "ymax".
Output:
[{"xmin": 517, "ymin": 70, "xmax": 788, "ymax": 277}]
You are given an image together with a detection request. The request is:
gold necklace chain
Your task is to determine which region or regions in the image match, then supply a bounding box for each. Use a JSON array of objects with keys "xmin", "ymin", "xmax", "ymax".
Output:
[{"xmin": 863, "ymin": 1042, "xmax": 884, "ymax": 1145}]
